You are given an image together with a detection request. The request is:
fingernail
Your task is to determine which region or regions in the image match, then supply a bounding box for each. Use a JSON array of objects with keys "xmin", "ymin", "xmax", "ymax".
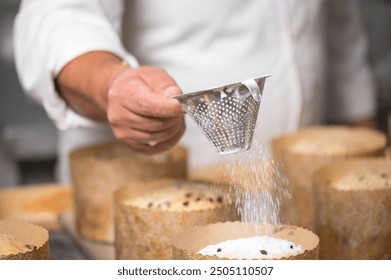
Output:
[{"xmin": 162, "ymin": 86, "xmax": 181, "ymax": 97}]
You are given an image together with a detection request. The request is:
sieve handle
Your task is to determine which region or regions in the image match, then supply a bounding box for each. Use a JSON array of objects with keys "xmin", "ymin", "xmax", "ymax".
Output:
[{"xmin": 241, "ymin": 79, "xmax": 262, "ymax": 102}]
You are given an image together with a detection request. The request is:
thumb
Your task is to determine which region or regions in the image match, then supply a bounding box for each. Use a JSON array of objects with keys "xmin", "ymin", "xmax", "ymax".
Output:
[{"xmin": 162, "ymin": 85, "xmax": 182, "ymax": 98}]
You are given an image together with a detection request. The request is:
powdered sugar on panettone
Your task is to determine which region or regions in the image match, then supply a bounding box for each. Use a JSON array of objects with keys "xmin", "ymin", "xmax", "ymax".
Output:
[{"xmin": 198, "ymin": 236, "xmax": 303, "ymax": 259}]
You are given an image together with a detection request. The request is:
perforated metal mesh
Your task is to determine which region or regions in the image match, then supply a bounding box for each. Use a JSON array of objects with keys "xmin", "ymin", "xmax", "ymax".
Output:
[{"xmin": 173, "ymin": 76, "xmax": 269, "ymax": 155}]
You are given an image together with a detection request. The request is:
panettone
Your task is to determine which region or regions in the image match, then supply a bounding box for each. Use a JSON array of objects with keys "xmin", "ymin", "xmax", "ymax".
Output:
[
  {"xmin": 114, "ymin": 179, "xmax": 239, "ymax": 260},
  {"xmin": 70, "ymin": 140, "xmax": 187, "ymax": 243},
  {"xmin": 173, "ymin": 222, "xmax": 319, "ymax": 260},
  {"xmin": 313, "ymin": 159, "xmax": 391, "ymax": 259},
  {"xmin": 271, "ymin": 125, "xmax": 387, "ymax": 229},
  {"xmin": 0, "ymin": 233, "xmax": 33, "ymax": 256},
  {"xmin": 0, "ymin": 220, "xmax": 49, "ymax": 260}
]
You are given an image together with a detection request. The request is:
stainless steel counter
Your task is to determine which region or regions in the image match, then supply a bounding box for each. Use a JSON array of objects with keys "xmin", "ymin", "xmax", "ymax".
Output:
[{"xmin": 48, "ymin": 230, "xmax": 89, "ymax": 260}]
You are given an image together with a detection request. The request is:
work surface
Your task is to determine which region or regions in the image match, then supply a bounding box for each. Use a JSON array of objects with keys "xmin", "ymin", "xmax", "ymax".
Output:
[{"xmin": 49, "ymin": 230, "xmax": 89, "ymax": 260}]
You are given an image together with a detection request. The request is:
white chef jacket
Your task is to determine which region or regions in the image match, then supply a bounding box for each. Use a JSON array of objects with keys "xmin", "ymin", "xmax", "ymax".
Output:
[{"xmin": 13, "ymin": 0, "xmax": 376, "ymax": 182}]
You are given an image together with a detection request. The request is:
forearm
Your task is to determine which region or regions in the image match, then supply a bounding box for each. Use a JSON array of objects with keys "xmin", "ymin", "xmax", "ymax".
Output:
[{"xmin": 55, "ymin": 51, "xmax": 128, "ymax": 122}]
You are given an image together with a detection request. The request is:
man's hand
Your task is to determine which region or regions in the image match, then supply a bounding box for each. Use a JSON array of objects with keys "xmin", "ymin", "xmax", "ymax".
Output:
[
  {"xmin": 56, "ymin": 51, "xmax": 185, "ymax": 155},
  {"xmin": 107, "ymin": 66, "xmax": 185, "ymax": 154}
]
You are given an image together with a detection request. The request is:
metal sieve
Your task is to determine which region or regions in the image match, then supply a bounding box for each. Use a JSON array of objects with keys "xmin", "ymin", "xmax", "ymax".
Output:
[{"xmin": 172, "ymin": 75, "xmax": 270, "ymax": 155}]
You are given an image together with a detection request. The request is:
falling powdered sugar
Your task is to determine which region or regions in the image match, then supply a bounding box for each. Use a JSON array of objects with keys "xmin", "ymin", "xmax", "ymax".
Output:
[{"xmin": 215, "ymin": 141, "xmax": 292, "ymax": 233}]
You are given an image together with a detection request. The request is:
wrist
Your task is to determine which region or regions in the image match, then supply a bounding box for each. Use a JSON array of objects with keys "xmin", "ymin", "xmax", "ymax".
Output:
[
  {"xmin": 92, "ymin": 54, "xmax": 131, "ymax": 112},
  {"xmin": 56, "ymin": 51, "xmax": 130, "ymax": 121}
]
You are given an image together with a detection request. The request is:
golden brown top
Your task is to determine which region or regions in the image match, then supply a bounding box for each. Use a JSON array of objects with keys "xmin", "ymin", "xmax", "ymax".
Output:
[
  {"xmin": 314, "ymin": 159, "xmax": 391, "ymax": 191},
  {"xmin": 123, "ymin": 182, "xmax": 226, "ymax": 212},
  {"xmin": 272, "ymin": 126, "xmax": 386, "ymax": 157},
  {"xmin": 71, "ymin": 140, "xmax": 187, "ymax": 164},
  {"xmin": 332, "ymin": 168, "xmax": 391, "ymax": 191}
]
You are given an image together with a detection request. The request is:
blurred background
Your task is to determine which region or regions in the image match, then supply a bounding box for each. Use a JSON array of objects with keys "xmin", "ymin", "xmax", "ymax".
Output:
[
  {"xmin": 0, "ymin": 0, "xmax": 390, "ymax": 188},
  {"xmin": 0, "ymin": 0, "xmax": 58, "ymax": 187}
]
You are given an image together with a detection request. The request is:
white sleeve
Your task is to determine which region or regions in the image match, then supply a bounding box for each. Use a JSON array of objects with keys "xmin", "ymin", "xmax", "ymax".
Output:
[
  {"xmin": 326, "ymin": 0, "xmax": 376, "ymax": 123},
  {"xmin": 13, "ymin": 0, "xmax": 139, "ymax": 130}
]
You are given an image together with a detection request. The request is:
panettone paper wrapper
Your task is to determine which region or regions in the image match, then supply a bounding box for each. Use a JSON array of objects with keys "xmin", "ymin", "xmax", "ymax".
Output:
[
  {"xmin": 70, "ymin": 140, "xmax": 187, "ymax": 243},
  {"xmin": 0, "ymin": 220, "xmax": 49, "ymax": 260},
  {"xmin": 313, "ymin": 158, "xmax": 391, "ymax": 260},
  {"xmin": 271, "ymin": 125, "xmax": 386, "ymax": 230},
  {"xmin": 172, "ymin": 221, "xmax": 319, "ymax": 260},
  {"xmin": 114, "ymin": 179, "xmax": 239, "ymax": 260}
]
